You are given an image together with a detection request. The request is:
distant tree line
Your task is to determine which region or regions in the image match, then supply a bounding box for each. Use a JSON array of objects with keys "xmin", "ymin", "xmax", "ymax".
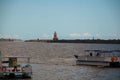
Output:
[
  {"xmin": 25, "ymin": 39, "xmax": 120, "ymax": 44},
  {"xmin": 0, "ymin": 38, "xmax": 22, "ymax": 41}
]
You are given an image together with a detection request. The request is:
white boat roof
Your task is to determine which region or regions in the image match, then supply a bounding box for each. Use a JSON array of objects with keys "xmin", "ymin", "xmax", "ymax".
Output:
[
  {"xmin": 2, "ymin": 56, "xmax": 31, "ymax": 58},
  {"xmin": 84, "ymin": 50, "xmax": 120, "ymax": 53}
]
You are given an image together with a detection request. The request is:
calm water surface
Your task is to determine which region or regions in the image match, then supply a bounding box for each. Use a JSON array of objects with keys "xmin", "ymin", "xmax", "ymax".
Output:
[
  {"xmin": 0, "ymin": 42, "xmax": 120, "ymax": 80},
  {"xmin": 31, "ymin": 63, "xmax": 120, "ymax": 80}
]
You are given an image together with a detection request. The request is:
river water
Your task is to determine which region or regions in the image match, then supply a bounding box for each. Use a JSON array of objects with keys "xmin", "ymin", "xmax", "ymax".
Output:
[{"xmin": 0, "ymin": 42, "xmax": 120, "ymax": 80}]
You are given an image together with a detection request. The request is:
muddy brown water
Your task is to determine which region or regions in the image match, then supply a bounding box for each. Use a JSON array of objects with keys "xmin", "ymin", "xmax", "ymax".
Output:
[{"xmin": 0, "ymin": 42, "xmax": 120, "ymax": 80}]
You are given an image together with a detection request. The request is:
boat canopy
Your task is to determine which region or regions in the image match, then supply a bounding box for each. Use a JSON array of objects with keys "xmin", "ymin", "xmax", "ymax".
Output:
[
  {"xmin": 84, "ymin": 50, "xmax": 120, "ymax": 53},
  {"xmin": 2, "ymin": 56, "xmax": 31, "ymax": 58},
  {"xmin": 1, "ymin": 56, "xmax": 31, "ymax": 65},
  {"xmin": 84, "ymin": 50, "xmax": 120, "ymax": 57}
]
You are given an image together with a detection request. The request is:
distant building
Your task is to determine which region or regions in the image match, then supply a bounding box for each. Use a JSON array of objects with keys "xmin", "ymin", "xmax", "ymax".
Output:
[{"xmin": 53, "ymin": 31, "xmax": 58, "ymax": 40}]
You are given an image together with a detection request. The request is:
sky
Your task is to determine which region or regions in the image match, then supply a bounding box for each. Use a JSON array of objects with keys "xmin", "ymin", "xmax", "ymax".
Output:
[{"xmin": 0, "ymin": 0, "xmax": 120, "ymax": 40}]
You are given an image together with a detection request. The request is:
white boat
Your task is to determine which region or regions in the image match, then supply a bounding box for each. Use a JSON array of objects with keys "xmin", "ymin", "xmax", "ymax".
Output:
[
  {"xmin": 0, "ymin": 51, "xmax": 32, "ymax": 79},
  {"xmin": 74, "ymin": 50, "xmax": 120, "ymax": 67}
]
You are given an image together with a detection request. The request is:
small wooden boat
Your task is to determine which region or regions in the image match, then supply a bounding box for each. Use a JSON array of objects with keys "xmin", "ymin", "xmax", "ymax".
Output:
[
  {"xmin": 74, "ymin": 50, "xmax": 120, "ymax": 67},
  {"xmin": 0, "ymin": 51, "xmax": 32, "ymax": 79}
]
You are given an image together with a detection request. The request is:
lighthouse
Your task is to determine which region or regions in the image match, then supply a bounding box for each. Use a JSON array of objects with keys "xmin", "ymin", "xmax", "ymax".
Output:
[{"xmin": 53, "ymin": 31, "xmax": 58, "ymax": 41}]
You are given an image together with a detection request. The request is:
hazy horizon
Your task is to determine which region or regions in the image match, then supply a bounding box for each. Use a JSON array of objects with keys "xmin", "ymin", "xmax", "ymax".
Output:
[{"xmin": 0, "ymin": 0, "xmax": 120, "ymax": 40}]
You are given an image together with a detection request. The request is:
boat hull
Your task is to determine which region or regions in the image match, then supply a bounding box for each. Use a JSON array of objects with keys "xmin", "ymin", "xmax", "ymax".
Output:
[
  {"xmin": 74, "ymin": 55, "xmax": 120, "ymax": 67},
  {"xmin": 76, "ymin": 60, "xmax": 120, "ymax": 67},
  {"xmin": 76, "ymin": 60, "xmax": 109, "ymax": 66},
  {"xmin": 0, "ymin": 72, "xmax": 32, "ymax": 79}
]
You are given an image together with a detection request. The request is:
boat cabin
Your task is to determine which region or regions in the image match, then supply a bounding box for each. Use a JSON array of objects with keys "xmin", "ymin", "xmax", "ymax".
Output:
[
  {"xmin": 84, "ymin": 50, "xmax": 120, "ymax": 57},
  {"xmin": 74, "ymin": 50, "xmax": 120, "ymax": 67},
  {"xmin": 0, "ymin": 51, "xmax": 32, "ymax": 79}
]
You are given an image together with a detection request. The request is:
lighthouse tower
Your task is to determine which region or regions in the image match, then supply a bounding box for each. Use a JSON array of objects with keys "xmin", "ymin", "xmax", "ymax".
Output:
[{"xmin": 53, "ymin": 31, "xmax": 58, "ymax": 41}]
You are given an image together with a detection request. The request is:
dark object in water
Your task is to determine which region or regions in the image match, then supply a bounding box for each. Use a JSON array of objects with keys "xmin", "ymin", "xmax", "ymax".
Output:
[{"xmin": 74, "ymin": 55, "xmax": 78, "ymax": 59}]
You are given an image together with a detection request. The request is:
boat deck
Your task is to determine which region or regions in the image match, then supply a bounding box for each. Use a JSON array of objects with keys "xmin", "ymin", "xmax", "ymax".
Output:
[{"xmin": 75, "ymin": 56, "xmax": 120, "ymax": 66}]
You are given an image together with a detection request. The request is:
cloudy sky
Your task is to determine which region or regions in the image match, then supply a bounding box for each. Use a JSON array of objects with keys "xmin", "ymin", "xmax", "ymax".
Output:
[{"xmin": 0, "ymin": 0, "xmax": 120, "ymax": 40}]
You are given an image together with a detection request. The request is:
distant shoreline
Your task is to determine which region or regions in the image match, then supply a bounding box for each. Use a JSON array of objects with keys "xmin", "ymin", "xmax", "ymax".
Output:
[
  {"xmin": 1, "ymin": 38, "xmax": 120, "ymax": 44},
  {"xmin": 25, "ymin": 39, "xmax": 120, "ymax": 44}
]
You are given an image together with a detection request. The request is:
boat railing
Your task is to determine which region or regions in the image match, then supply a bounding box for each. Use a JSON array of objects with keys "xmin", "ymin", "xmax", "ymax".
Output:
[
  {"xmin": 0, "ymin": 65, "xmax": 32, "ymax": 72},
  {"xmin": 77, "ymin": 56, "xmax": 105, "ymax": 61}
]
